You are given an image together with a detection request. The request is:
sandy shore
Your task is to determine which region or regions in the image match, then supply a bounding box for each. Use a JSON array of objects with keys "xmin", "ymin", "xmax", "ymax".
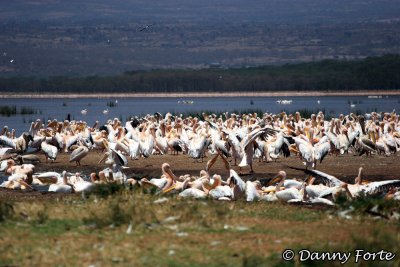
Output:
[{"xmin": 1, "ymin": 90, "xmax": 400, "ymax": 98}]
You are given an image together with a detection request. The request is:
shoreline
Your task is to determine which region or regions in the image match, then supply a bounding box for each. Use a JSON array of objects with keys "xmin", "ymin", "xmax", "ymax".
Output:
[{"xmin": 0, "ymin": 90, "xmax": 400, "ymax": 98}]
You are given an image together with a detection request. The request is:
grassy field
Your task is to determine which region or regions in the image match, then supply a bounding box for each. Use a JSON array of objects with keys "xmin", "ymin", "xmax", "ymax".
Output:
[{"xmin": 0, "ymin": 188, "xmax": 399, "ymax": 267}]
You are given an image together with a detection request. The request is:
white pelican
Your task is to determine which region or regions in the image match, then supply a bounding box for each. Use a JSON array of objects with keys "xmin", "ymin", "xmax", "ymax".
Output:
[
  {"xmin": 12, "ymin": 132, "xmax": 33, "ymax": 153},
  {"xmin": 245, "ymin": 181, "xmax": 262, "ymax": 202},
  {"xmin": 270, "ymin": 171, "xmax": 305, "ymax": 202},
  {"xmin": 69, "ymin": 146, "xmax": 89, "ymax": 166},
  {"xmin": 0, "ymin": 135, "xmax": 16, "ymax": 149},
  {"xmin": 188, "ymin": 133, "xmax": 209, "ymax": 160},
  {"xmin": 48, "ymin": 171, "xmax": 73, "ymax": 193},
  {"xmin": 178, "ymin": 188, "xmax": 207, "ymax": 199},
  {"xmin": 81, "ymin": 109, "xmax": 88, "ymax": 115},
  {"xmin": 98, "ymin": 147, "xmax": 128, "ymax": 167},
  {"xmin": 73, "ymin": 179, "xmax": 95, "ymax": 193},
  {"xmin": 0, "ymin": 147, "xmax": 14, "ymax": 158},
  {"xmin": 32, "ymin": 171, "xmax": 61, "ymax": 184},
  {"xmin": 238, "ymin": 126, "xmax": 277, "ymax": 173},
  {"xmin": 139, "ymin": 124, "xmax": 155, "ymax": 158},
  {"xmin": 41, "ymin": 141, "xmax": 58, "ymax": 162},
  {"xmin": 229, "ymin": 169, "xmax": 246, "ymax": 200}
]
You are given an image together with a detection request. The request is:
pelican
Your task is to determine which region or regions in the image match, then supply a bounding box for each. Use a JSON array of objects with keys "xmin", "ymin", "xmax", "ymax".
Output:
[
  {"xmin": 0, "ymin": 135, "xmax": 16, "ymax": 149},
  {"xmin": 41, "ymin": 141, "xmax": 58, "ymax": 162},
  {"xmin": 98, "ymin": 147, "xmax": 128, "ymax": 167},
  {"xmin": 238, "ymin": 126, "xmax": 277, "ymax": 173},
  {"xmin": 48, "ymin": 171, "xmax": 73, "ymax": 193},
  {"xmin": 229, "ymin": 169, "xmax": 246, "ymax": 200},
  {"xmin": 188, "ymin": 133, "xmax": 209, "ymax": 160},
  {"xmin": 32, "ymin": 171, "xmax": 61, "ymax": 184},
  {"xmin": 81, "ymin": 109, "xmax": 88, "ymax": 115},
  {"xmin": 178, "ymin": 188, "xmax": 207, "ymax": 199},
  {"xmin": 103, "ymin": 109, "xmax": 109, "ymax": 115},
  {"xmin": 12, "ymin": 132, "xmax": 33, "ymax": 153},
  {"xmin": 209, "ymin": 176, "xmax": 233, "ymax": 200},
  {"xmin": 69, "ymin": 146, "xmax": 89, "ymax": 166},
  {"xmin": 0, "ymin": 147, "xmax": 14, "ymax": 158},
  {"xmin": 73, "ymin": 179, "xmax": 95, "ymax": 193},
  {"xmin": 245, "ymin": 181, "xmax": 262, "ymax": 202},
  {"xmin": 139, "ymin": 124, "xmax": 155, "ymax": 158},
  {"xmin": 270, "ymin": 171, "xmax": 305, "ymax": 202}
]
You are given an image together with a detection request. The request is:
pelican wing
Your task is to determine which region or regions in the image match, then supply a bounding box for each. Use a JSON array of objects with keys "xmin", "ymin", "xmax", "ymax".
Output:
[
  {"xmin": 0, "ymin": 147, "xmax": 13, "ymax": 157},
  {"xmin": 41, "ymin": 142, "xmax": 58, "ymax": 160},
  {"xmin": 281, "ymin": 139, "xmax": 291, "ymax": 158},
  {"xmin": 245, "ymin": 181, "xmax": 260, "ymax": 202},
  {"xmin": 110, "ymin": 148, "xmax": 128, "ymax": 166},
  {"xmin": 69, "ymin": 146, "xmax": 89, "ymax": 162},
  {"xmin": 243, "ymin": 127, "xmax": 276, "ymax": 149},
  {"xmin": 230, "ymin": 169, "xmax": 246, "ymax": 200},
  {"xmin": 205, "ymin": 119, "xmax": 219, "ymax": 130},
  {"xmin": 0, "ymin": 136, "xmax": 16, "ymax": 149},
  {"xmin": 314, "ymin": 142, "xmax": 330, "ymax": 163},
  {"xmin": 209, "ymin": 186, "xmax": 232, "ymax": 199},
  {"xmin": 274, "ymin": 133, "xmax": 284, "ymax": 154},
  {"xmin": 66, "ymin": 135, "xmax": 79, "ymax": 150},
  {"xmin": 298, "ymin": 143, "xmax": 313, "ymax": 163},
  {"xmin": 326, "ymin": 132, "xmax": 339, "ymax": 149},
  {"xmin": 359, "ymin": 137, "xmax": 376, "ymax": 152},
  {"xmin": 363, "ymin": 180, "xmax": 400, "ymax": 195},
  {"xmin": 303, "ymin": 169, "xmax": 343, "ymax": 187},
  {"xmin": 179, "ymin": 188, "xmax": 207, "ymax": 199}
]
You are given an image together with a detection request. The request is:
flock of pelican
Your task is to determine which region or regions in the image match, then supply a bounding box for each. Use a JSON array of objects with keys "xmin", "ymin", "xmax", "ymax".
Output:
[{"xmin": 0, "ymin": 110, "xmax": 399, "ymax": 205}]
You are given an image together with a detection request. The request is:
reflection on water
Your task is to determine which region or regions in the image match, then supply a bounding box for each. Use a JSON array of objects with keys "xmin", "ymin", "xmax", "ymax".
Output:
[{"xmin": 0, "ymin": 95, "xmax": 399, "ymax": 134}]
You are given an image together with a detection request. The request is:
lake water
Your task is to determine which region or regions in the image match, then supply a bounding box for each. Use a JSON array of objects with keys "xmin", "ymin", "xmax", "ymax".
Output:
[{"xmin": 1, "ymin": 95, "xmax": 399, "ymax": 135}]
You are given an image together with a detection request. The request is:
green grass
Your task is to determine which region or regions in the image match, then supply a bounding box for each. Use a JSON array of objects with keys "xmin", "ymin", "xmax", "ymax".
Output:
[{"xmin": 0, "ymin": 190, "xmax": 399, "ymax": 266}]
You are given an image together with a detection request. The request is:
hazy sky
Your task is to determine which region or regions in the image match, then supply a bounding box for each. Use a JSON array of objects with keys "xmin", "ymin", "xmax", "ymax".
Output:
[{"xmin": 1, "ymin": 0, "xmax": 400, "ymax": 24}]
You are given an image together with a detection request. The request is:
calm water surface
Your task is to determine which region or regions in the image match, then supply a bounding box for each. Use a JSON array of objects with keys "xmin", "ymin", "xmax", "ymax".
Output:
[{"xmin": 1, "ymin": 95, "xmax": 399, "ymax": 135}]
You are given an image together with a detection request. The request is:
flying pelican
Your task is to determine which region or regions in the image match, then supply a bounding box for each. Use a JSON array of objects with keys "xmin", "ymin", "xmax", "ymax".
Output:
[{"xmin": 139, "ymin": 24, "xmax": 155, "ymax": 31}]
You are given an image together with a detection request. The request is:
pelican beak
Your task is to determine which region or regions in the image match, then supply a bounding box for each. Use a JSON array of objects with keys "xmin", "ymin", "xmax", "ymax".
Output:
[
  {"xmin": 268, "ymin": 174, "xmax": 282, "ymax": 185},
  {"xmin": 98, "ymin": 153, "xmax": 108, "ymax": 164},
  {"xmin": 163, "ymin": 184, "xmax": 176, "ymax": 194},
  {"xmin": 304, "ymin": 175, "xmax": 312, "ymax": 184},
  {"xmin": 103, "ymin": 140, "xmax": 109, "ymax": 149}
]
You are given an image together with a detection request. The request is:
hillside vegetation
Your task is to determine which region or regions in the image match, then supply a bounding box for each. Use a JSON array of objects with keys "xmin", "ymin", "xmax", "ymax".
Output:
[{"xmin": 1, "ymin": 55, "xmax": 399, "ymax": 93}]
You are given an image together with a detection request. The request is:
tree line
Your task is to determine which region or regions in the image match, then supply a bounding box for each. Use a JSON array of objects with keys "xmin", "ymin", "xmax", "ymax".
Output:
[{"xmin": 1, "ymin": 54, "xmax": 400, "ymax": 93}]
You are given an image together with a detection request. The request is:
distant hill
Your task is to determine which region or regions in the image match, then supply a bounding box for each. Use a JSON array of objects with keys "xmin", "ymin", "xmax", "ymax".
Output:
[
  {"xmin": 0, "ymin": 1, "xmax": 400, "ymax": 76},
  {"xmin": 1, "ymin": 55, "xmax": 400, "ymax": 92}
]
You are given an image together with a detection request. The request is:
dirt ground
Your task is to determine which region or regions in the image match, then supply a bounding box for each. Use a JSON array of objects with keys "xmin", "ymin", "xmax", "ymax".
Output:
[{"xmin": 1, "ymin": 150, "xmax": 399, "ymax": 201}]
